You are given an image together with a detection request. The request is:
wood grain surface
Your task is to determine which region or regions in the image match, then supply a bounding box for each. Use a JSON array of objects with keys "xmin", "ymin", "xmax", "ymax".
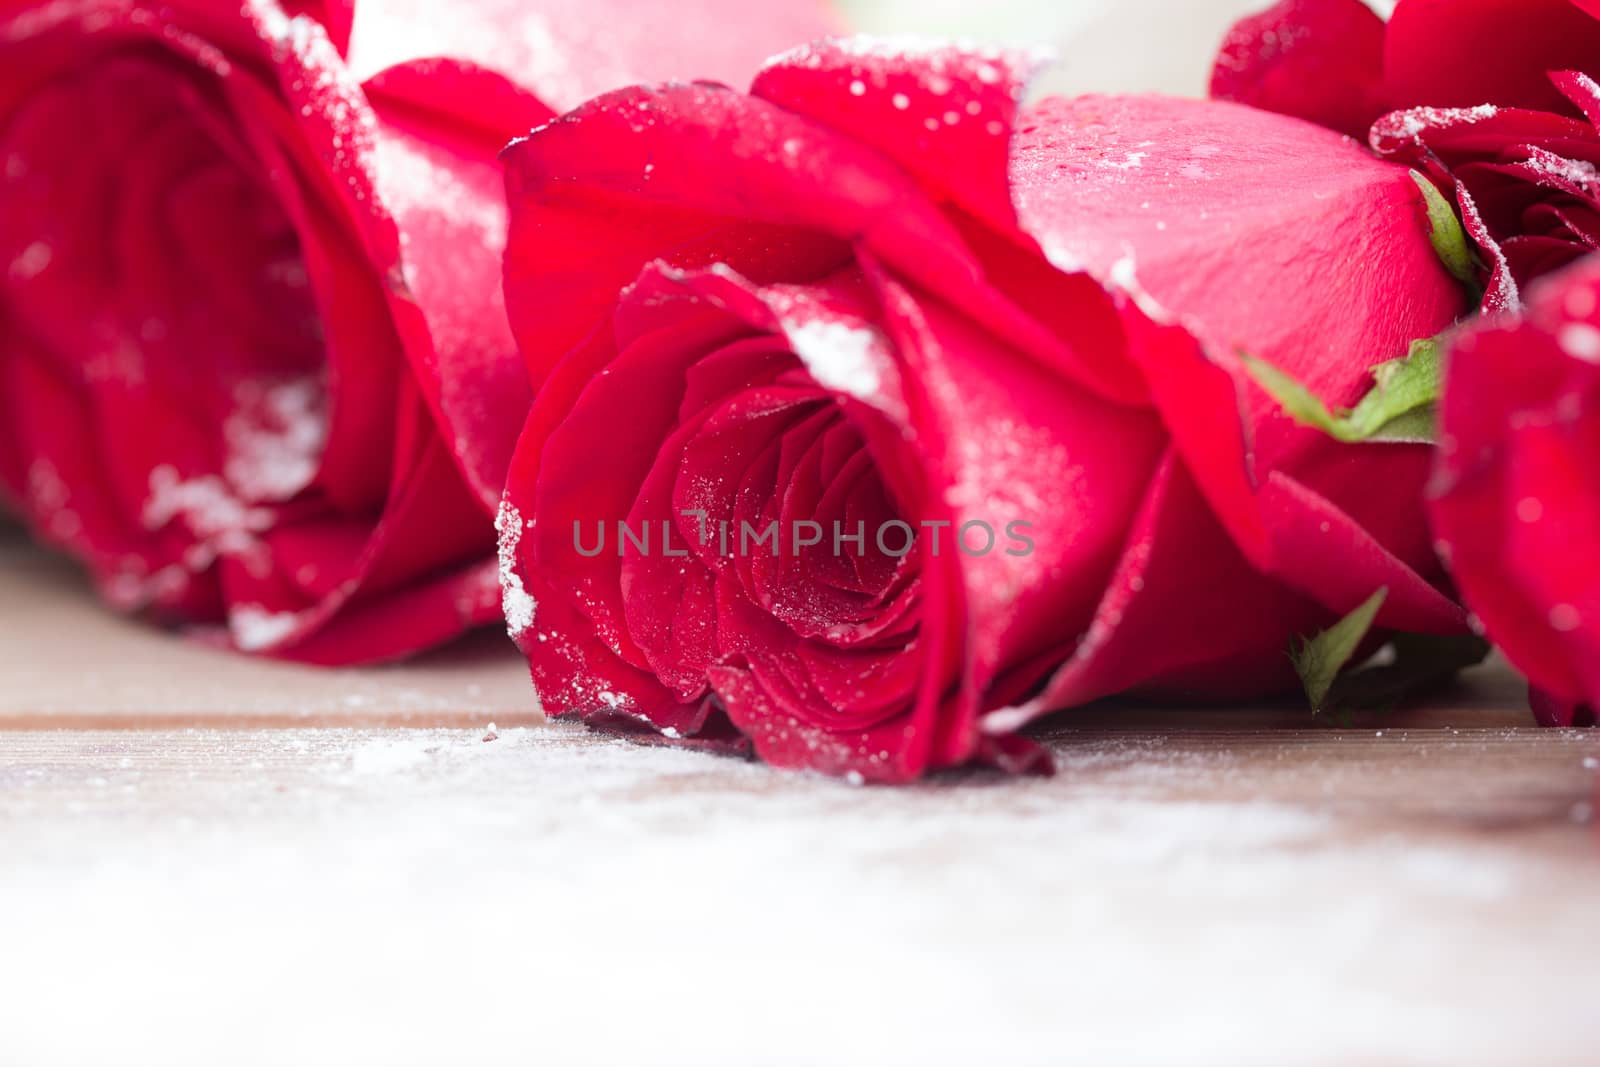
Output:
[{"xmin": 3, "ymin": 529, "xmax": 1598, "ymax": 1066}]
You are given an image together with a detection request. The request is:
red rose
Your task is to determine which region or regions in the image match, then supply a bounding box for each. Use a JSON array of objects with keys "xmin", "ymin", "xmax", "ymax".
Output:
[
  {"xmin": 1213, "ymin": 0, "xmax": 1600, "ymax": 140},
  {"xmin": 497, "ymin": 39, "xmax": 1467, "ymax": 780},
  {"xmin": 1211, "ymin": 0, "xmax": 1390, "ymax": 141},
  {"xmin": 1372, "ymin": 82, "xmax": 1600, "ymax": 312},
  {"xmin": 1216, "ymin": 0, "xmax": 1600, "ymax": 310},
  {"xmin": 1431, "ymin": 257, "xmax": 1600, "ymax": 728},
  {"xmin": 0, "ymin": 0, "xmax": 831, "ymax": 662}
]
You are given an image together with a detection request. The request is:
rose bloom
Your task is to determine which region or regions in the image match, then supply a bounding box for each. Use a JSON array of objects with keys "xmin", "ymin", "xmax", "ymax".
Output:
[
  {"xmin": 1213, "ymin": 0, "xmax": 1600, "ymax": 140},
  {"xmin": 1372, "ymin": 80, "xmax": 1600, "ymax": 313},
  {"xmin": 0, "ymin": 0, "xmax": 828, "ymax": 662},
  {"xmin": 496, "ymin": 39, "xmax": 1468, "ymax": 781},
  {"xmin": 1431, "ymin": 257, "xmax": 1600, "ymax": 727},
  {"xmin": 1220, "ymin": 0, "xmax": 1600, "ymax": 731},
  {"xmin": 1215, "ymin": 0, "xmax": 1600, "ymax": 311}
]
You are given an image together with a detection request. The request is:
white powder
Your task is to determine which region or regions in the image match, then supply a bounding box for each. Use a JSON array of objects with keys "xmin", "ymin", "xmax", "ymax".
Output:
[
  {"xmin": 223, "ymin": 377, "xmax": 328, "ymax": 502},
  {"xmin": 228, "ymin": 604, "xmax": 303, "ymax": 652},
  {"xmin": 142, "ymin": 467, "xmax": 272, "ymax": 562},
  {"xmin": 1519, "ymin": 147, "xmax": 1600, "ymax": 190},
  {"xmin": 2, "ymin": 718, "xmax": 1582, "ymax": 1066},
  {"xmin": 785, "ymin": 318, "xmax": 884, "ymax": 401},
  {"xmin": 1105, "ymin": 249, "xmax": 1171, "ymax": 321},
  {"xmin": 494, "ymin": 497, "xmax": 536, "ymax": 639},
  {"xmin": 1102, "ymin": 150, "xmax": 1148, "ymax": 171},
  {"xmin": 1373, "ymin": 104, "xmax": 1499, "ymax": 146}
]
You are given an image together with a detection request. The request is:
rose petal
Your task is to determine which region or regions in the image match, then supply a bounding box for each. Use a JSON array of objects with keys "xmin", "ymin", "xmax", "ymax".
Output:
[
  {"xmin": 1432, "ymin": 256, "xmax": 1600, "ymax": 710},
  {"xmin": 1385, "ymin": 0, "xmax": 1600, "ymax": 118},
  {"xmin": 1210, "ymin": 0, "xmax": 1388, "ymax": 140},
  {"xmin": 752, "ymin": 35, "xmax": 1043, "ymax": 234}
]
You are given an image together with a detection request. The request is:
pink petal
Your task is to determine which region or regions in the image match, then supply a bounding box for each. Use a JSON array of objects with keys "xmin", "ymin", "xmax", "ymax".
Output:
[{"xmin": 1013, "ymin": 94, "xmax": 1466, "ymax": 470}]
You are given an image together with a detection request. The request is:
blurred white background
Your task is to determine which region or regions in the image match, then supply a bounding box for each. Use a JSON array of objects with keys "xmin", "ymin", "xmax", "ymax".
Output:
[{"xmin": 843, "ymin": 0, "xmax": 1395, "ymax": 97}]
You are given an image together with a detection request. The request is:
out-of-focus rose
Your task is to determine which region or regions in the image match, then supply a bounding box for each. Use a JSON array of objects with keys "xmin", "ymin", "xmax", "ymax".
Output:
[
  {"xmin": 1210, "ymin": 0, "xmax": 1391, "ymax": 141},
  {"xmin": 1213, "ymin": 0, "xmax": 1600, "ymax": 140},
  {"xmin": 1431, "ymin": 257, "xmax": 1600, "ymax": 727},
  {"xmin": 0, "ymin": 0, "xmax": 832, "ymax": 662},
  {"xmin": 1215, "ymin": 0, "xmax": 1600, "ymax": 311},
  {"xmin": 496, "ymin": 38, "xmax": 1467, "ymax": 780}
]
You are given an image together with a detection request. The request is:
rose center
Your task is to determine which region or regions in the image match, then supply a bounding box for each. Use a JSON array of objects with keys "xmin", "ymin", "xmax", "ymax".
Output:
[{"xmin": 671, "ymin": 360, "xmax": 920, "ymax": 645}]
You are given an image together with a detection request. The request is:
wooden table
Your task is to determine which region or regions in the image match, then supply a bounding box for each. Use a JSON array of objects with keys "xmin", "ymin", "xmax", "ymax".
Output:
[{"xmin": 3, "ymin": 529, "xmax": 1597, "ymax": 1066}]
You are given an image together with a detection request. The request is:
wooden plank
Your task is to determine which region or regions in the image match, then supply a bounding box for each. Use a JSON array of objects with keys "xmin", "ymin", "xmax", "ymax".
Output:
[
  {"xmin": 6, "ymin": 504, "xmax": 1598, "ymax": 1066},
  {"xmin": 0, "ymin": 534, "xmax": 540, "ymax": 727},
  {"xmin": 0, "ymin": 533, "xmax": 1540, "ymax": 729}
]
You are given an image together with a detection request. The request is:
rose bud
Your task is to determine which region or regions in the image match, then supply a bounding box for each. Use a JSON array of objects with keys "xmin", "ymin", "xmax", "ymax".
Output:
[
  {"xmin": 0, "ymin": 0, "xmax": 831, "ymax": 661},
  {"xmin": 1212, "ymin": 0, "xmax": 1600, "ymax": 141},
  {"xmin": 497, "ymin": 39, "xmax": 1468, "ymax": 781},
  {"xmin": 1431, "ymin": 257, "xmax": 1600, "ymax": 728}
]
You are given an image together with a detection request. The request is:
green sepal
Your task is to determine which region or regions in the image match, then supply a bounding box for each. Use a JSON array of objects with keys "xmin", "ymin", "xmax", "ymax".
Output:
[
  {"xmin": 1291, "ymin": 586, "xmax": 1494, "ymax": 720},
  {"xmin": 1291, "ymin": 588, "xmax": 1388, "ymax": 714},
  {"xmin": 1411, "ymin": 171, "xmax": 1478, "ymax": 286},
  {"xmin": 1324, "ymin": 632, "xmax": 1494, "ymax": 716},
  {"xmin": 1243, "ymin": 337, "xmax": 1443, "ymax": 445}
]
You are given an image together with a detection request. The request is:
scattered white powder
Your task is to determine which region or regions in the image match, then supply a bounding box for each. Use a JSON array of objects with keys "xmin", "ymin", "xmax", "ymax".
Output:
[
  {"xmin": 370, "ymin": 134, "xmax": 505, "ymax": 247},
  {"xmin": 228, "ymin": 604, "xmax": 303, "ymax": 652},
  {"xmin": 348, "ymin": 735, "xmax": 436, "ymax": 775},
  {"xmin": 1105, "ymin": 249, "xmax": 1171, "ymax": 321},
  {"xmin": 1039, "ymin": 237, "xmax": 1083, "ymax": 274},
  {"xmin": 1372, "ymin": 104, "xmax": 1499, "ymax": 147},
  {"xmin": 253, "ymin": 0, "xmax": 293, "ymax": 45},
  {"xmin": 0, "ymin": 713, "xmax": 1589, "ymax": 1067},
  {"xmin": 1102, "ymin": 151, "xmax": 1147, "ymax": 171},
  {"xmin": 1109, "ymin": 252, "xmax": 1140, "ymax": 292},
  {"xmin": 495, "ymin": 497, "xmax": 536, "ymax": 639},
  {"xmin": 223, "ymin": 377, "xmax": 328, "ymax": 502},
  {"xmin": 1519, "ymin": 147, "xmax": 1600, "ymax": 190},
  {"xmin": 143, "ymin": 467, "xmax": 272, "ymax": 558},
  {"xmin": 1457, "ymin": 192, "xmax": 1521, "ymax": 310},
  {"xmin": 785, "ymin": 318, "xmax": 884, "ymax": 401}
]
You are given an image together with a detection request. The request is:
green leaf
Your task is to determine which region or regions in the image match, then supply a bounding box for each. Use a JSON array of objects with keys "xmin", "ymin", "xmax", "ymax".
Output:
[
  {"xmin": 1411, "ymin": 170, "xmax": 1477, "ymax": 285},
  {"xmin": 1326, "ymin": 632, "xmax": 1494, "ymax": 714},
  {"xmin": 1243, "ymin": 337, "xmax": 1444, "ymax": 445},
  {"xmin": 1291, "ymin": 588, "xmax": 1388, "ymax": 714}
]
